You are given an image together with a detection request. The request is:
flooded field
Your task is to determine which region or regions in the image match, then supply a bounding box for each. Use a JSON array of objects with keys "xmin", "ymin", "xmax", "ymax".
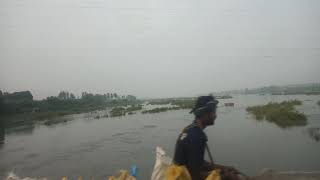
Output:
[{"xmin": 1, "ymin": 95, "xmax": 320, "ymax": 179}]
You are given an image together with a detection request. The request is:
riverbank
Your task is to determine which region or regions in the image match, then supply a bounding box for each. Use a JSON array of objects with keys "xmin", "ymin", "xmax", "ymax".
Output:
[
  {"xmin": 0, "ymin": 91, "xmax": 140, "ymax": 121},
  {"xmin": 1, "ymin": 94, "xmax": 320, "ymax": 180}
]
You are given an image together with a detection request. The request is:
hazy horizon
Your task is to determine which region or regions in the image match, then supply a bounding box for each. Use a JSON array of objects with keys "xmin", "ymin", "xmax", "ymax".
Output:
[{"xmin": 1, "ymin": 0, "xmax": 320, "ymax": 99}]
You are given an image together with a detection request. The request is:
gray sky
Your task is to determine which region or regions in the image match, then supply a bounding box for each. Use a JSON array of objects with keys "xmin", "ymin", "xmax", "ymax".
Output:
[{"xmin": 1, "ymin": 0, "xmax": 320, "ymax": 99}]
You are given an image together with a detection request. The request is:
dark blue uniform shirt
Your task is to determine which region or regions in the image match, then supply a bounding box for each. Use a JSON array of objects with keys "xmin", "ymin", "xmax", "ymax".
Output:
[{"xmin": 173, "ymin": 122, "xmax": 208, "ymax": 180}]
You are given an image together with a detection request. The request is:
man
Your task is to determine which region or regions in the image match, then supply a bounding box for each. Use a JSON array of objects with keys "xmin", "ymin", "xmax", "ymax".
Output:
[{"xmin": 173, "ymin": 95, "xmax": 243, "ymax": 180}]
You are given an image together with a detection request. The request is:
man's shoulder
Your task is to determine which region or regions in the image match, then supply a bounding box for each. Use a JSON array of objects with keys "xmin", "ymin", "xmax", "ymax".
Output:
[{"xmin": 179, "ymin": 124, "xmax": 207, "ymax": 142}]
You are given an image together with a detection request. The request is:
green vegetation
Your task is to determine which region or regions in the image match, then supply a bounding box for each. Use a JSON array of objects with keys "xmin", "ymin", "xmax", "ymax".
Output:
[
  {"xmin": 94, "ymin": 114, "xmax": 109, "ymax": 119},
  {"xmin": 147, "ymin": 99, "xmax": 173, "ymax": 105},
  {"xmin": 128, "ymin": 112, "xmax": 136, "ymax": 115},
  {"xmin": 216, "ymin": 95, "xmax": 233, "ymax": 99},
  {"xmin": 244, "ymin": 83, "xmax": 320, "ymax": 95},
  {"xmin": 109, "ymin": 105, "xmax": 142, "ymax": 117},
  {"xmin": 171, "ymin": 99, "xmax": 195, "ymax": 109},
  {"xmin": 246, "ymin": 100, "xmax": 307, "ymax": 128},
  {"xmin": 148, "ymin": 98, "xmax": 195, "ymax": 109},
  {"xmin": 0, "ymin": 90, "xmax": 139, "ymax": 120},
  {"xmin": 31, "ymin": 111, "xmax": 65, "ymax": 120},
  {"xmin": 110, "ymin": 107, "xmax": 126, "ymax": 117},
  {"xmin": 110, "ymin": 105, "xmax": 142, "ymax": 117},
  {"xmin": 142, "ymin": 107, "xmax": 181, "ymax": 114},
  {"xmin": 142, "ymin": 98, "xmax": 195, "ymax": 114},
  {"xmin": 126, "ymin": 105, "xmax": 143, "ymax": 112},
  {"xmin": 215, "ymin": 83, "xmax": 320, "ymax": 95}
]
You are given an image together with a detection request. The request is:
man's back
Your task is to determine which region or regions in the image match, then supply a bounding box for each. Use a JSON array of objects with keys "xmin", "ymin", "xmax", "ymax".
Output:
[{"xmin": 173, "ymin": 122, "xmax": 208, "ymax": 180}]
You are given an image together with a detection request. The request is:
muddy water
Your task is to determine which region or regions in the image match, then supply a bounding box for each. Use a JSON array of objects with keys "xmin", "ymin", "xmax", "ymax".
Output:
[{"xmin": 1, "ymin": 95, "xmax": 320, "ymax": 179}]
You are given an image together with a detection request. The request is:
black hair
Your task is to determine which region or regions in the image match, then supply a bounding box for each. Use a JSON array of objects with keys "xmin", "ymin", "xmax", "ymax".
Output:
[{"xmin": 190, "ymin": 95, "xmax": 219, "ymax": 118}]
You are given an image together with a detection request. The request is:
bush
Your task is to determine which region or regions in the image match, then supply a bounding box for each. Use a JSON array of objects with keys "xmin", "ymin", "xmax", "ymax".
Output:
[
  {"xmin": 110, "ymin": 107, "xmax": 126, "ymax": 117},
  {"xmin": 246, "ymin": 100, "xmax": 307, "ymax": 128}
]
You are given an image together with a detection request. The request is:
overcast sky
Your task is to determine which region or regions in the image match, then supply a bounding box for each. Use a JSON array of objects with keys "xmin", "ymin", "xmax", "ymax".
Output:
[{"xmin": 1, "ymin": 0, "xmax": 320, "ymax": 99}]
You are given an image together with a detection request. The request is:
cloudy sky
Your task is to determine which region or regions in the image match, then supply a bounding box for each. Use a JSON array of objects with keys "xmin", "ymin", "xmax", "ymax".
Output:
[{"xmin": 1, "ymin": 0, "xmax": 319, "ymax": 99}]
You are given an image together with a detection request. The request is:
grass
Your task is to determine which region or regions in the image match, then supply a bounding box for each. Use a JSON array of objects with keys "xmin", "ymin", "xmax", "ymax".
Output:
[
  {"xmin": 126, "ymin": 105, "xmax": 142, "ymax": 112},
  {"xmin": 142, "ymin": 107, "xmax": 181, "ymax": 114},
  {"xmin": 246, "ymin": 100, "xmax": 307, "ymax": 128},
  {"xmin": 110, "ymin": 107, "xmax": 126, "ymax": 117},
  {"xmin": 147, "ymin": 98, "xmax": 195, "ymax": 109},
  {"xmin": 171, "ymin": 99, "xmax": 195, "ymax": 109},
  {"xmin": 94, "ymin": 114, "xmax": 109, "ymax": 119},
  {"xmin": 142, "ymin": 98, "xmax": 195, "ymax": 114},
  {"xmin": 31, "ymin": 112, "xmax": 61, "ymax": 120},
  {"xmin": 109, "ymin": 105, "xmax": 142, "ymax": 117}
]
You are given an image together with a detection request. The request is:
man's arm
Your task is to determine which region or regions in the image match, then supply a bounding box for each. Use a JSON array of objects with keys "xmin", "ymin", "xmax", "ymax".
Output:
[{"xmin": 185, "ymin": 138, "xmax": 206, "ymax": 180}]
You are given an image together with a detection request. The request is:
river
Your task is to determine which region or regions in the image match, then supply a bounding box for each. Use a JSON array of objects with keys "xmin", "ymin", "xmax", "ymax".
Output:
[{"xmin": 1, "ymin": 95, "xmax": 320, "ymax": 179}]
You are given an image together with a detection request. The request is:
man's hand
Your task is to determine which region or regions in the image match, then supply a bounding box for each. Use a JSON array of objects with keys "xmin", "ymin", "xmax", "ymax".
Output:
[
  {"xmin": 202, "ymin": 161, "xmax": 215, "ymax": 171},
  {"xmin": 224, "ymin": 166, "xmax": 239, "ymax": 174},
  {"xmin": 214, "ymin": 164, "xmax": 240, "ymax": 174}
]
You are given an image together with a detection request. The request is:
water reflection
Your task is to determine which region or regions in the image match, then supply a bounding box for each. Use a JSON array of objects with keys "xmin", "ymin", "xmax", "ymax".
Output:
[
  {"xmin": 4, "ymin": 117, "xmax": 35, "ymax": 136},
  {"xmin": 307, "ymin": 127, "xmax": 320, "ymax": 142},
  {"xmin": 0, "ymin": 115, "xmax": 36, "ymax": 150},
  {"xmin": 0, "ymin": 119, "xmax": 4, "ymax": 148},
  {"xmin": 0, "ymin": 95, "xmax": 320, "ymax": 179}
]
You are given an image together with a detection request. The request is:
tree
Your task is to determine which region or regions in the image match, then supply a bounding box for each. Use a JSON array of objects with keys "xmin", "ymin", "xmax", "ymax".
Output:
[
  {"xmin": 58, "ymin": 91, "xmax": 67, "ymax": 100},
  {"xmin": 58, "ymin": 91, "xmax": 73, "ymax": 100},
  {"xmin": 126, "ymin": 95, "xmax": 136, "ymax": 101},
  {"xmin": 70, "ymin": 93, "xmax": 75, "ymax": 99},
  {"xmin": 81, "ymin": 92, "xmax": 87, "ymax": 99}
]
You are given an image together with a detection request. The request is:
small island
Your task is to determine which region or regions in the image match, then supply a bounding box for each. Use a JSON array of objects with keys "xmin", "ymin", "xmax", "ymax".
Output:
[{"xmin": 246, "ymin": 100, "xmax": 307, "ymax": 128}]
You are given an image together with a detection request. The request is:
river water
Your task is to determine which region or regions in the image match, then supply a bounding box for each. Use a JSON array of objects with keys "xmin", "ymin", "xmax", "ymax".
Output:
[{"xmin": 1, "ymin": 95, "xmax": 320, "ymax": 179}]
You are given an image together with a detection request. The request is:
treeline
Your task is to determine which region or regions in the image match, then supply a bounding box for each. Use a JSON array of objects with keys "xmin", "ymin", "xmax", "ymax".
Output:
[
  {"xmin": 244, "ymin": 83, "xmax": 320, "ymax": 95},
  {"xmin": 216, "ymin": 83, "xmax": 320, "ymax": 95},
  {"xmin": 0, "ymin": 90, "xmax": 138, "ymax": 117}
]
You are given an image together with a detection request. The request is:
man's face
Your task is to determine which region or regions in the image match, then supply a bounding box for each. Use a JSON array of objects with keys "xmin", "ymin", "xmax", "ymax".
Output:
[{"xmin": 203, "ymin": 111, "xmax": 217, "ymax": 126}]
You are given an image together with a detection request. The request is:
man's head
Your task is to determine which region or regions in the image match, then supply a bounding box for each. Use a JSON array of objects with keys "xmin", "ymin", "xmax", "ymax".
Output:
[{"xmin": 190, "ymin": 95, "xmax": 219, "ymax": 127}]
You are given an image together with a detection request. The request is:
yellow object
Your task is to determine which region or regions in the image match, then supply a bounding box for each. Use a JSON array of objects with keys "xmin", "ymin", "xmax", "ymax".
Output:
[
  {"xmin": 108, "ymin": 170, "xmax": 136, "ymax": 180},
  {"xmin": 205, "ymin": 169, "xmax": 221, "ymax": 180},
  {"xmin": 166, "ymin": 165, "xmax": 192, "ymax": 180},
  {"xmin": 165, "ymin": 165, "xmax": 221, "ymax": 180}
]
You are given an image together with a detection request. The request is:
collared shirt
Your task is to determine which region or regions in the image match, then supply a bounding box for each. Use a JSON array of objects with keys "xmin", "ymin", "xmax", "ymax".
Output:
[{"xmin": 173, "ymin": 122, "xmax": 208, "ymax": 180}]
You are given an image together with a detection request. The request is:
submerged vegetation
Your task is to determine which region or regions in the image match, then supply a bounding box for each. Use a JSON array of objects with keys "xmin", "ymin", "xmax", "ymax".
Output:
[
  {"xmin": 142, "ymin": 107, "xmax": 181, "ymax": 114},
  {"xmin": 126, "ymin": 105, "xmax": 143, "ymax": 112},
  {"xmin": 246, "ymin": 100, "xmax": 307, "ymax": 128},
  {"xmin": 110, "ymin": 107, "xmax": 126, "ymax": 117},
  {"xmin": 110, "ymin": 105, "xmax": 143, "ymax": 117},
  {"xmin": 147, "ymin": 98, "xmax": 195, "ymax": 109},
  {"xmin": 142, "ymin": 98, "xmax": 195, "ymax": 114}
]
